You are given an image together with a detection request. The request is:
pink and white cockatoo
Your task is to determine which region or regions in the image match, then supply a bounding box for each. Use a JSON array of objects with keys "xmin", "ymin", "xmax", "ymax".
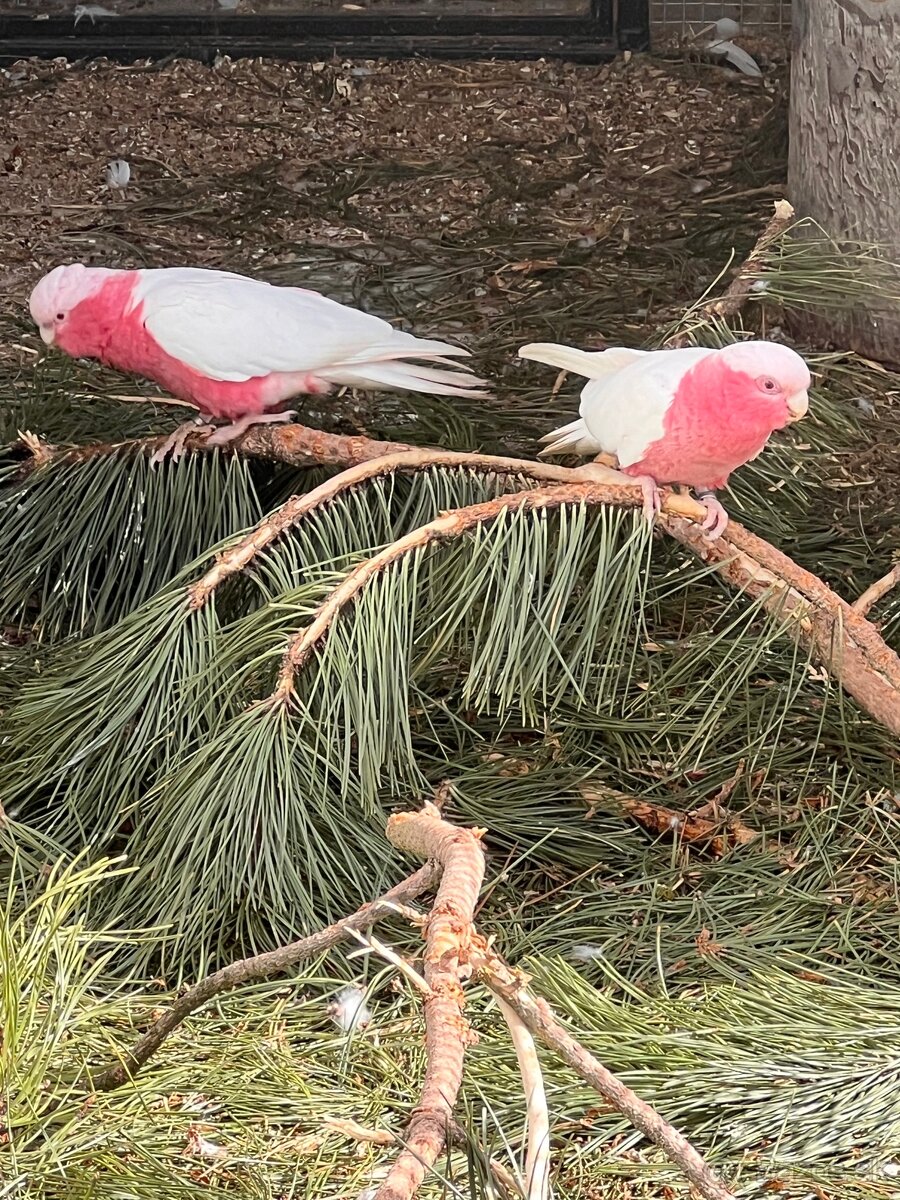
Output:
[
  {"xmin": 29, "ymin": 264, "xmax": 490, "ymax": 464},
  {"xmin": 523, "ymin": 339, "xmax": 811, "ymax": 540}
]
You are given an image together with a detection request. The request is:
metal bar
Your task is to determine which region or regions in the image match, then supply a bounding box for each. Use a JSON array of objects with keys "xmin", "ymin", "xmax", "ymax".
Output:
[{"xmin": 0, "ymin": 4, "xmax": 650, "ymax": 63}]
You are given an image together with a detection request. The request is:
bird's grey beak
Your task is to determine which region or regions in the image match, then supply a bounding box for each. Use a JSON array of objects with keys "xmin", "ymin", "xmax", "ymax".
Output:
[
  {"xmin": 39, "ymin": 324, "xmax": 55, "ymax": 346},
  {"xmin": 787, "ymin": 389, "xmax": 809, "ymax": 420}
]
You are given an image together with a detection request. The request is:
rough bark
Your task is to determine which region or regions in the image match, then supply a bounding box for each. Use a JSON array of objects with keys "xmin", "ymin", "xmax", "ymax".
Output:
[{"xmin": 788, "ymin": 0, "xmax": 900, "ymax": 361}]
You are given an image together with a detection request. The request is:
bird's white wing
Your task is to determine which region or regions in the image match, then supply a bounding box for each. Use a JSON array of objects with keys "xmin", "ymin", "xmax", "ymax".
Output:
[
  {"xmin": 134, "ymin": 268, "xmax": 450, "ymax": 382},
  {"xmin": 580, "ymin": 348, "xmax": 714, "ymax": 467}
]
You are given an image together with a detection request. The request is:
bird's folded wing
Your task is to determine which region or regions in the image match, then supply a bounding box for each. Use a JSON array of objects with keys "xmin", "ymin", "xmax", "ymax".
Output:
[{"xmin": 136, "ymin": 269, "xmax": 466, "ymax": 382}]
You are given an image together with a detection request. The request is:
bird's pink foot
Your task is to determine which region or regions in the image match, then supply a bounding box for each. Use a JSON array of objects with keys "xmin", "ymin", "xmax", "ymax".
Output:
[
  {"xmin": 633, "ymin": 474, "xmax": 662, "ymax": 527},
  {"xmin": 697, "ymin": 490, "xmax": 729, "ymax": 541},
  {"xmin": 149, "ymin": 418, "xmax": 210, "ymax": 467},
  {"xmin": 204, "ymin": 409, "xmax": 296, "ymax": 447}
]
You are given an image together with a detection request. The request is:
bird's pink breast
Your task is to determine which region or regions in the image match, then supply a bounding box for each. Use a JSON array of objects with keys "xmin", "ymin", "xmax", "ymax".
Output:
[
  {"xmin": 624, "ymin": 357, "xmax": 789, "ymax": 490},
  {"xmin": 59, "ymin": 275, "xmax": 311, "ymax": 420}
]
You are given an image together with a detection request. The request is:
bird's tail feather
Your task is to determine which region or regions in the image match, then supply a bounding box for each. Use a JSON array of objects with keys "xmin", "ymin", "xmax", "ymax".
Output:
[
  {"xmin": 537, "ymin": 417, "xmax": 600, "ymax": 458},
  {"xmin": 320, "ymin": 358, "xmax": 492, "ymax": 399},
  {"xmin": 519, "ymin": 341, "xmax": 644, "ymax": 379}
]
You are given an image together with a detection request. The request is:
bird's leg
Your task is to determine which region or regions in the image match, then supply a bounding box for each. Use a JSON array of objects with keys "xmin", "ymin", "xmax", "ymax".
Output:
[
  {"xmin": 204, "ymin": 409, "xmax": 296, "ymax": 447},
  {"xmin": 149, "ymin": 417, "xmax": 211, "ymax": 467},
  {"xmin": 695, "ymin": 489, "xmax": 729, "ymax": 541},
  {"xmin": 569, "ymin": 457, "xmax": 661, "ymax": 528}
]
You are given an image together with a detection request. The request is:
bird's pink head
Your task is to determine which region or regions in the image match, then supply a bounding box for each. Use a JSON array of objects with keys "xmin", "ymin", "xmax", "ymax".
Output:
[
  {"xmin": 713, "ymin": 340, "xmax": 811, "ymax": 424},
  {"xmin": 29, "ymin": 263, "xmax": 124, "ymax": 355}
]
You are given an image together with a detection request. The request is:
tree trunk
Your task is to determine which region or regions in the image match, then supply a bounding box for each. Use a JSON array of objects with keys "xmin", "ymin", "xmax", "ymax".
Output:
[{"xmin": 788, "ymin": 0, "xmax": 900, "ymax": 362}]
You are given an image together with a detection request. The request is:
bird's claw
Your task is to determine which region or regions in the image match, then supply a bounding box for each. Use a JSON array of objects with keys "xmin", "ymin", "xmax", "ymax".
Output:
[
  {"xmin": 697, "ymin": 491, "xmax": 729, "ymax": 541},
  {"xmin": 204, "ymin": 409, "xmax": 296, "ymax": 447},
  {"xmin": 635, "ymin": 475, "xmax": 662, "ymax": 528},
  {"xmin": 149, "ymin": 418, "xmax": 209, "ymax": 467}
]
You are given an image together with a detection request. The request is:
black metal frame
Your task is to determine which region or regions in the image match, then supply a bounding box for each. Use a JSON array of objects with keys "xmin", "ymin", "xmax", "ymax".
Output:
[{"xmin": 0, "ymin": 0, "xmax": 649, "ymax": 65}]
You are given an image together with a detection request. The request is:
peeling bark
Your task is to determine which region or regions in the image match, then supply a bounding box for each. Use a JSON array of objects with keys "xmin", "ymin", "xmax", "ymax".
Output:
[{"xmin": 789, "ymin": 0, "xmax": 900, "ymax": 360}]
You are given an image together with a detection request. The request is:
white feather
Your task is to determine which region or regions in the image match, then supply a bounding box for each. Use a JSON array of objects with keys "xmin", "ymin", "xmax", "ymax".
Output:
[
  {"xmin": 706, "ymin": 39, "xmax": 763, "ymax": 77},
  {"xmin": 532, "ymin": 343, "xmax": 716, "ymax": 468},
  {"xmin": 132, "ymin": 267, "xmax": 487, "ymax": 396},
  {"xmin": 329, "ymin": 985, "xmax": 371, "ymax": 1032}
]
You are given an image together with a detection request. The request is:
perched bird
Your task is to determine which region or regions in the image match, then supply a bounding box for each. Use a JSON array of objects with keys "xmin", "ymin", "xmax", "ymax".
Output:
[
  {"xmin": 29, "ymin": 263, "xmax": 490, "ymax": 464},
  {"xmin": 523, "ymin": 339, "xmax": 810, "ymax": 540}
]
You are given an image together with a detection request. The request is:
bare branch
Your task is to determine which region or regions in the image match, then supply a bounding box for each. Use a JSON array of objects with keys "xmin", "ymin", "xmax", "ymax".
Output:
[
  {"xmin": 852, "ymin": 563, "xmax": 900, "ymax": 617},
  {"xmin": 374, "ymin": 801, "xmax": 487, "ymax": 1200},
  {"xmin": 472, "ymin": 941, "xmax": 737, "ymax": 1200},
  {"xmin": 86, "ymin": 863, "xmax": 441, "ymax": 1092},
  {"xmin": 496, "ymin": 996, "xmax": 551, "ymax": 1200}
]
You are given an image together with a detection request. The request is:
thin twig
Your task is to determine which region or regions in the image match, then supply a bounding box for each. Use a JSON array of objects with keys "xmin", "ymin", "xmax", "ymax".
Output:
[
  {"xmin": 852, "ymin": 563, "xmax": 900, "ymax": 617},
  {"xmin": 668, "ymin": 198, "xmax": 795, "ymax": 346},
  {"xmin": 86, "ymin": 863, "xmax": 441, "ymax": 1091},
  {"xmin": 374, "ymin": 801, "xmax": 487, "ymax": 1200},
  {"xmin": 495, "ymin": 997, "xmax": 551, "ymax": 1200}
]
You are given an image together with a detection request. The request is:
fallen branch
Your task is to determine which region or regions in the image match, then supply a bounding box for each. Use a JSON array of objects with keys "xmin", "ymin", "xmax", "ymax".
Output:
[
  {"xmin": 496, "ymin": 996, "xmax": 551, "ymax": 1200},
  {"xmin": 390, "ymin": 803, "xmax": 737, "ymax": 1200},
  {"xmin": 471, "ymin": 941, "xmax": 736, "ymax": 1200},
  {"xmin": 86, "ymin": 862, "xmax": 441, "ymax": 1092},
  {"xmin": 853, "ymin": 563, "xmax": 900, "ymax": 618},
  {"xmin": 374, "ymin": 802, "xmax": 486, "ymax": 1200}
]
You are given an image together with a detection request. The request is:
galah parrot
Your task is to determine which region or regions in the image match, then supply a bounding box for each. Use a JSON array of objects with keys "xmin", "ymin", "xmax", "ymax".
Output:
[
  {"xmin": 29, "ymin": 263, "xmax": 490, "ymax": 464},
  {"xmin": 523, "ymin": 339, "xmax": 810, "ymax": 540}
]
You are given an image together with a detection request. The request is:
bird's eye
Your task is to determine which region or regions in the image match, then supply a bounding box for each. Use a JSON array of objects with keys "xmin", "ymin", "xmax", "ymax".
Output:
[
  {"xmin": 55, "ymin": 312, "xmax": 65, "ymax": 321},
  {"xmin": 756, "ymin": 375, "xmax": 780, "ymax": 393}
]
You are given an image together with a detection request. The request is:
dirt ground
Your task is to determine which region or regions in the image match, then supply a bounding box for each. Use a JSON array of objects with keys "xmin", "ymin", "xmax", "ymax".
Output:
[{"xmin": 0, "ymin": 53, "xmax": 781, "ymax": 328}]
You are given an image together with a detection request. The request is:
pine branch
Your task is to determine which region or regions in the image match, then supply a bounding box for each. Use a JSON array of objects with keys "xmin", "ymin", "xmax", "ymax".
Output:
[
  {"xmin": 374, "ymin": 801, "xmax": 487, "ymax": 1200},
  {"xmin": 86, "ymin": 862, "xmax": 441, "ymax": 1091},
  {"xmin": 186, "ymin": 448, "xmax": 704, "ymax": 611},
  {"xmin": 663, "ymin": 513, "xmax": 900, "ymax": 736},
  {"xmin": 272, "ymin": 481, "xmax": 666, "ymax": 701}
]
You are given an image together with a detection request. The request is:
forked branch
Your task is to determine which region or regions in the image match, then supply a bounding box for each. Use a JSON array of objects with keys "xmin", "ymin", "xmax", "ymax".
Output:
[{"xmin": 87, "ymin": 863, "xmax": 441, "ymax": 1092}]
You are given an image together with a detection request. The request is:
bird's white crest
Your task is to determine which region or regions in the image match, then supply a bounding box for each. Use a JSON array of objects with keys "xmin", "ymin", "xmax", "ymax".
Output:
[{"xmin": 329, "ymin": 985, "xmax": 371, "ymax": 1032}]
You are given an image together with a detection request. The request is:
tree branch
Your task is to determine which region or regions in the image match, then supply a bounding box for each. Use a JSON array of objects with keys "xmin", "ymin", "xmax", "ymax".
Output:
[
  {"xmin": 662, "ymin": 513, "xmax": 900, "ymax": 736},
  {"xmin": 86, "ymin": 863, "xmax": 441, "ymax": 1092},
  {"xmin": 471, "ymin": 940, "xmax": 736, "ymax": 1200},
  {"xmin": 852, "ymin": 563, "xmax": 900, "ymax": 618},
  {"xmin": 374, "ymin": 801, "xmax": 486, "ymax": 1200},
  {"xmin": 186, "ymin": 448, "xmax": 704, "ymax": 611},
  {"xmin": 270, "ymin": 480, "xmax": 663, "ymax": 701},
  {"xmin": 388, "ymin": 803, "xmax": 736, "ymax": 1200}
]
